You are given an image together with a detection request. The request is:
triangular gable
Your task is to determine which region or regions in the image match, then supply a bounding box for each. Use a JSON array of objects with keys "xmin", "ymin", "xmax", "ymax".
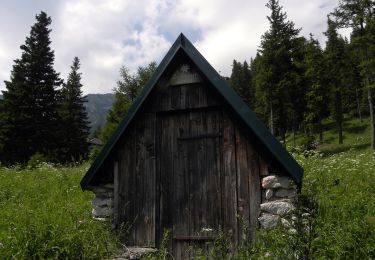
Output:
[{"xmin": 81, "ymin": 33, "xmax": 303, "ymax": 190}]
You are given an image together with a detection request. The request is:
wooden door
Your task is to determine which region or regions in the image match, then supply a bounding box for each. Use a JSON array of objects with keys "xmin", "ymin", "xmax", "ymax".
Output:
[{"xmin": 158, "ymin": 110, "xmax": 222, "ymax": 258}]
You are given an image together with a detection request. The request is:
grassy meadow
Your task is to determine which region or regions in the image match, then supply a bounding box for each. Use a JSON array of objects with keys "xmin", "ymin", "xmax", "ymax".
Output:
[
  {"xmin": 0, "ymin": 164, "xmax": 118, "ymax": 259},
  {"xmin": 0, "ymin": 116, "xmax": 374, "ymax": 259}
]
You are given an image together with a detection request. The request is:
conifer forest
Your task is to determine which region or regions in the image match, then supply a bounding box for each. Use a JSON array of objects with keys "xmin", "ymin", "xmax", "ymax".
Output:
[{"xmin": 0, "ymin": 0, "xmax": 374, "ymax": 259}]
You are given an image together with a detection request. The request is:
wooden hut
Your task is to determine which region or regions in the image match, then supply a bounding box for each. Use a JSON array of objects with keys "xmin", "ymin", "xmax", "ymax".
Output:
[{"xmin": 81, "ymin": 34, "xmax": 303, "ymax": 258}]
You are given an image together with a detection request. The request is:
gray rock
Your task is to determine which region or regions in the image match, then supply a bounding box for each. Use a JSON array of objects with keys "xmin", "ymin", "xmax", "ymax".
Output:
[
  {"xmin": 275, "ymin": 188, "xmax": 289, "ymax": 197},
  {"xmin": 262, "ymin": 175, "xmax": 294, "ymax": 189},
  {"xmin": 93, "ymin": 217, "xmax": 107, "ymax": 221},
  {"xmin": 91, "ymin": 187, "xmax": 108, "ymax": 193},
  {"xmin": 258, "ymin": 213, "xmax": 280, "ymax": 229},
  {"xmin": 281, "ymin": 218, "xmax": 291, "ymax": 228},
  {"xmin": 114, "ymin": 247, "xmax": 158, "ymax": 260},
  {"xmin": 92, "ymin": 206, "xmax": 113, "ymax": 217},
  {"xmin": 92, "ymin": 197, "xmax": 113, "ymax": 207},
  {"xmin": 103, "ymin": 183, "xmax": 114, "ymax": 189},
  {"xmin": 265, "ymin": 189, "xmax": 273, "ymax": 200},
  {"xmin": 94, "ymin": 190, "xmax": 114, "ymax": 199},
  {"xmin": 260, "ymin": 201, "xmax": 294, "ymax": 216},
  {"xmin": 287, "ymin": 189, "xmax": 297, "ymax": 198}
]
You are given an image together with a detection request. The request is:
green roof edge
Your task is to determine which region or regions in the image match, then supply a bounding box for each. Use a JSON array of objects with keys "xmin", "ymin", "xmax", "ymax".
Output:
[{"xmin": 81, "ymin": 33, "xmax": 303, "ymax": 190}]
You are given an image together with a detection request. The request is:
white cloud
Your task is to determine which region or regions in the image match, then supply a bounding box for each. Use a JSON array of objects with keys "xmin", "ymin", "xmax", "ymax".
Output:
[{"xmin": 0, "ymin": 0, "xmax": 350, "ymax": 94}]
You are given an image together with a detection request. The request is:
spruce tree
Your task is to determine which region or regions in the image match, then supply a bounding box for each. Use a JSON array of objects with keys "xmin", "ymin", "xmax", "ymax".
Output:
[
  {"xmin": 324, "ymin": 18, "xmax": 348, "ymax": 144},
  {"xmin": 57, "ymin": 57, "xmax": 90, "ymax": 162},
  {"xmin": 254, "ymin": 0, "xmax": 301, "ymax": 142},
  {"xmin": 304, "ymin": 34, "xmax": 329, "ymax": 143},
  {"xmin": 229, "ymin": 60, "xmax": 243, "ymax": 96},
  {"xmin": 332, "ymin": 0, "xmax": 375, "ymax": 148},
  {"xmin": 0, "ymin": 11, "xmax": 62, "ymax": 164},
  {"xmin": 230, "ymin": 60, "xmax": 255, "ymax": 109}
]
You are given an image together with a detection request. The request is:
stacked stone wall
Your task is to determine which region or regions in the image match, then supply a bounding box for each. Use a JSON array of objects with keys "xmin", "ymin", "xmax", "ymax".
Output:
[
  {"xmin": 91, "ymin": 183, "xmax": 114, "ymax": 220},
  {"xmin": 258, "ymin": 168, "xmax": 297, "ymax": 229}
]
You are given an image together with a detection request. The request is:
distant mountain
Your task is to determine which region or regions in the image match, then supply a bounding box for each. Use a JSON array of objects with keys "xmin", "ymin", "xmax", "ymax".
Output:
[
  {"xmin": 84, "ymin": 93, "xmax": 115, "ymax": 132},
  {"xmin": 0, "ymin": 93, "xmax": 114, "ymax": 132}
]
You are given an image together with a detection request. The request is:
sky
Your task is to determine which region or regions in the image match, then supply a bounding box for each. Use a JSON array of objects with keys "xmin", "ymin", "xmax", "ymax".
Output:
[{"xmin": 0, "ymin": 0, "xmax": 350, "ymax": 94}]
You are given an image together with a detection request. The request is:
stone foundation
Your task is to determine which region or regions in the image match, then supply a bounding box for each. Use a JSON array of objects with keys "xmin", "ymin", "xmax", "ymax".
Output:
[
  {"xmin": 258, "ymin": 171, "xmax": 297, "ymax": 229},
  {"xmin": 91, "ymin": 183, "xmax": 114, "ymax": 220}
]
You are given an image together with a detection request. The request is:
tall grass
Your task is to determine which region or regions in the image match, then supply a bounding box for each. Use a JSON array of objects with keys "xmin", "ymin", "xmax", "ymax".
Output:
[
  {"xmin": 0, "ymin": 163, "xmax": 119, "ymax": 259},
  {"xmin": 1, "ymin": 117, "xmax": 374, "ymax": 259}
]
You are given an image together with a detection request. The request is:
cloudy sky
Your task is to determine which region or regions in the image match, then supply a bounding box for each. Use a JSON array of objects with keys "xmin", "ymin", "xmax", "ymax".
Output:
[{"xmin": 0, "ymin": 0, "xmax": 349, "ymax": 94}]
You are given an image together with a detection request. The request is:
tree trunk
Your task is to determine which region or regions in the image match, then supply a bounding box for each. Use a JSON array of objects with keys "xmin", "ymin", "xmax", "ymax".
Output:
[
  {"xmin": 336, "ymin": 91, "xmax": 343, "ymax": 144},
  {"xmin": 292, "ymin": 112, "xmax": 296, "ymax": 147},
  {"xmin": 355, "ymin": 86, "xmax": 363, "ymax": 122},
  {"xmin": 281, "ymin": 128, "xmax": 286, "ymax": 147},
  {"xmin": 318, "ymin": 117, "xmax": 323, "ymax": 143},
  {"xmin": 367, "ymin": 75, "xmax": 375, "ymax": 149},
  {"xmin": 269, "ymin": 85, "xmax": 274, "ymax": 135}
]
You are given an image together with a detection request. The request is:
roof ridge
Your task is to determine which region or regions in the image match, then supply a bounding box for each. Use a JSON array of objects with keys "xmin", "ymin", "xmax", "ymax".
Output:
[{"xmin": 80, "ymin": 34, "xmax": 303, "ymax": 190}]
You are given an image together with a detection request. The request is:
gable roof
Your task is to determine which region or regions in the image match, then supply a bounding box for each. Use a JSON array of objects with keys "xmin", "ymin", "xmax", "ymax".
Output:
[{"xmin": 81, "ymin": 33, "xmax": 303, "ymax": 190}]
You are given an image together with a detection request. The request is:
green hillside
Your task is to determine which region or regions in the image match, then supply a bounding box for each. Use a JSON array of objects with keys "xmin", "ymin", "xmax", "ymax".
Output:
[
  {"xmin": 0, "ymin": 117, "xmax": 374, "ymax": 259},
  {"xmin": 286, "ymin": 116, "xmax": 372, "ymax": 155}
]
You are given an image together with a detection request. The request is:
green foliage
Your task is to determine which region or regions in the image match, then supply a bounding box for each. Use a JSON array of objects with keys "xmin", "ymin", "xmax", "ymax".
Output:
[
  {"xmin": 57, "ymin": 57, "xmax": 90, "ymax": 163},
  {"xmin": 100, "ymin": 62, "xmax": 157, "ymax": 143},
  {"xmin": 332, "ymin": 0, "xmax": 375, "ymax": 148},
  {"xmin": 324, "ymin": 18, "xmax": 351, "ymax": 144},
  {"xmin": 0, "ymin": 163, "xmax": 118, "ymax": 259},
  {"xmin": 143, "ymin": 230, "xmax": 170, "ymax": 260},
  {"xmin": 229, "ymin": 60, "xmax": 254, "ymax": 109},
  {"xmin": 0, "ymin": 12, "xmax": 62, "ymax": 164},
  {"xmin": 303, "ymin": 34, "xmax": 329, "ymax": 140},
  {"xmin": 27, "ymin": 153, "xmax": 48, "ymax": 169},
  {"xmin": 230, "ymin": 147, "xmax": 374, "ymax": 259},
  {"xmin": 254, "ymin": 0, "xmax": 303, "ymax": 139},
  {"xmin": 295, "ymin": 148, "xmax": 375, "ymax": 258}
]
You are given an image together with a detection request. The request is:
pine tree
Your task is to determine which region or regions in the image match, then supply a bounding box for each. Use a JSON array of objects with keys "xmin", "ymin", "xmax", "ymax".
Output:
[
  {"xmin": 0, "ymin": 11, "xmax": 62, "ymax": 164},
  {"xmin": 304, "ymin": 34, "xmax": 329, "ymax": 143},
  {"xmin": 229, "ymin": 60, "xmax": 254, "ymax": 108},
  {"xmin": 254, "ymin": 0, "xmax": 301, "ymax": 142},
  {"xmin": 332, "ymin": 0, "xmax": 375, "ymax": 148},
  {"xmin": 101, "ymin": 62, "xmax": 157, "ymax": 143},
  {"xmin": 324, "ymin": 18, "xmax": 348, "ymax": 144},
  {"xmin": 57, "ymin": 57, "xmax": 90, "ymax": 162},
  {"xmin": 230, "ymin": 60, "xmax": 243, "ymax": 96}
]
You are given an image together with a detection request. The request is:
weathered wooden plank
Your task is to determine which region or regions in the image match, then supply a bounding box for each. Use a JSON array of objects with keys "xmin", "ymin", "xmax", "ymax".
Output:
[
  {"xmin": 158, "ymin": 115, "xmax": 174, "ymax": 252},
  {"xmin": 174, "ymin": 236, "xmax": 215, "ymax": 241},
  {"xmin": 205, "ymin": 110, "xmax": 222, "ymax": 233},
  {"xmin": 179, "ymin": 85, "xmax": 187, "ymax": 109},
  {"xmin": 206, "ymin": 83, "xmax": 224, "ymax": 107},
  {"xmin": 156, "ymin": 105, "xmax": 222, "ymax": 116},
  {"xmin": 221, "ymin": 109, "xmax": 238, "ymax": 247},
  {"xmin": 182, "ymin": 83, "xmax": 198, "ymax": 110},
  {"xmin": 132, "ymin": 114, "xmax": 156, "ymax": 246},
  {"xmin": 235, "ymin": 126, "xmax": 250, "ymax": 243},
  {"xmin": 246, "ymin": 135, "xmax": 261, "ymax": 239},
  {"xmin": 113, "ymin": 160, "xmax": 119, "ymax": 227},
  {"xmin": 198, "ymin": 83, "xmax": 208, "ymax": 107},
  {"xmin": 172, "ymin": 113, "xmax": 190, "ymax": 258},
  {"xmin": 119, "ymin": 124, "xmax": 136, "ymax": 245},
  {"xmin": 171, "ymin": 83, "xmax": 180, "ymax": 110}
]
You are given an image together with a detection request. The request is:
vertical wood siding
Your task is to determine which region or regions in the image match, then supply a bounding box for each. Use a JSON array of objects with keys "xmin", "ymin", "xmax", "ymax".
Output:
[{"xmin": 114, "ymin": 62, "xmax": 261, "ymax": 257}]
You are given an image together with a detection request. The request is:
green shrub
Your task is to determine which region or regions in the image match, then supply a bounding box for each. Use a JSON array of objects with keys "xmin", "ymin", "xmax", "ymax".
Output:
[{"xmin": 27, "ymin": 153, "xmax": 48, "ymax": 169}]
